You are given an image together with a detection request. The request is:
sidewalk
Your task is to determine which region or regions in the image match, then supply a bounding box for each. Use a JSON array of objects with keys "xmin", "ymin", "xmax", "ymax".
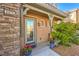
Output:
[{"xmin": 31, "ymin": 42, "xmax": 60, "ymax": 56}]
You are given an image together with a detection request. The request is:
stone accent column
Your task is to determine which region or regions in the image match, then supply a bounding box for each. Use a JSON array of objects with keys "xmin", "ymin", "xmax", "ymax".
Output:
[{"xmin": 0, "ymin": 3, "xmax": 20, "ymax": 56}]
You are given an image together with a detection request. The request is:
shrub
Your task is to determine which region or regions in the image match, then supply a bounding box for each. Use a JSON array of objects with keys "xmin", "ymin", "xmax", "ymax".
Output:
[
  {"xmin": 51, "ymin": 22, "xmax": 77, "ymax": 46},
  {"xmin": 72, "ymin": 36, "xmax": 79, "ymax": 45}
]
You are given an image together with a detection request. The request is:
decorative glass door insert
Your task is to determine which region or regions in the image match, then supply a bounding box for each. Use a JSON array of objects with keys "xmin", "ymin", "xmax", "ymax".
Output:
[{"xmin": 25, "ymin": 19, "xmax": 35, "ymax": 43}]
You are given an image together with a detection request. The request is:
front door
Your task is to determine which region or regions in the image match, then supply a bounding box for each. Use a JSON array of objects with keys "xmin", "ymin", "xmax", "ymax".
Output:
[{"xmin": 25, "ymin": 18, "xmax": 35, "ymax": 44}]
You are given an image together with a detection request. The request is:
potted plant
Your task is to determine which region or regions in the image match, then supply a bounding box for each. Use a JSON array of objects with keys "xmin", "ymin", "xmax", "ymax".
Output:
[
  {"xmin": 49, "ymin": 32, "xmax": 61, "ymax": 49},
  {"xmin": 23, "ymin": 44, "xmax": 32, "ymax": 56},
  {"xmin": 49, "ymin": 39, "xmax": 55, "ymax": 49}
]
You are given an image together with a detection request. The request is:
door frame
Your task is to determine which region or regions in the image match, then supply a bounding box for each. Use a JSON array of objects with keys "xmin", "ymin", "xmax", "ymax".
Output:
[{"xmin": 25, "ymin": 17, "xmax": 37, "ymax": 44}]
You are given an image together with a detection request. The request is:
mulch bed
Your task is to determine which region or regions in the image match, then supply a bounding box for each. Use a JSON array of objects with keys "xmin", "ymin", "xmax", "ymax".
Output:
[{"xmin": 53, "ymin": 44, "xmax": 79, "ymax": 56}]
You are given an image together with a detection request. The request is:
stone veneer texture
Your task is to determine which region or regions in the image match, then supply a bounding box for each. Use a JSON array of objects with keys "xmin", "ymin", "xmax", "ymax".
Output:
[{"xmin": 0, "ymin": 3, "xmax": 20, "ymax": 56}]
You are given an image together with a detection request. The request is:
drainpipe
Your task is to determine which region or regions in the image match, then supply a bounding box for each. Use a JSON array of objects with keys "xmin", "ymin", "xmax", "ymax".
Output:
[{"xmin": 19, "ymin": 3, "xmax": 23, "ymax": 56}]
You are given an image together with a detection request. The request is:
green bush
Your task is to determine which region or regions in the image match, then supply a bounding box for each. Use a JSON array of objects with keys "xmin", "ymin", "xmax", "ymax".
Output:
[
  {"xmin": 51, "ymin": 22, "xmax": 77, "ymax": 46},
  {"xmin": 72, "ymin": 36, "xmax": 79, "ymax": 45},
  {"xmin": 76, "ymin": 24, "xmax": 79, "ymax": 30}
]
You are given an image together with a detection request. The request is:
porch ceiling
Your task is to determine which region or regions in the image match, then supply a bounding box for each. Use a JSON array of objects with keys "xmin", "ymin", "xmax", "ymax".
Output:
[
  {"xmin": 27, "ymin": 9, "xmax": 49, "ymax": 19},
  {"xmin": 23, "ymin": 3, "xmax": 67, "ymax": 18},
  {"xmin": 53, "ymin": 17, "xmax": 62, "ymax": 21}
]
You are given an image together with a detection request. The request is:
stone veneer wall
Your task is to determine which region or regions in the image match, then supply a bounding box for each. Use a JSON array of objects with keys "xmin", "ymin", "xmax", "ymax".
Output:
[{"xmin": 0, "ymin": 4, "xmax": 20, "ymax": 56}]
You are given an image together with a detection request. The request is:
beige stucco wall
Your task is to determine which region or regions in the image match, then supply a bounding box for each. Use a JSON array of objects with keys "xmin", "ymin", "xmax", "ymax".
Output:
[
  {"xmin": 69, "ymin": 11, "xmax": 76, "ymax": 23},
  {"xmin": 64, "ymin": 10, "xmax": 78, "ymax": 23},
  {"xmin": 76, "ymin": 9, "xmax": 79, "ymax": 23}
]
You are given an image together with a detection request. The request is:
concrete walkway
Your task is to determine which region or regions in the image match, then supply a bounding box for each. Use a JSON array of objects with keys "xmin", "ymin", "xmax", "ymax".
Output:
[{"xmin": 32, "ymin": 42, "xmax": 60, "ymax": 56}]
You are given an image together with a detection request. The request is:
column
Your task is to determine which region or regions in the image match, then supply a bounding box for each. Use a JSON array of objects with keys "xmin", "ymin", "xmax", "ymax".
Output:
[
  {"xmin": 48, "ymin": 14, "xmax": 54, "ymax": 32},
  {"xmin": 48, "ymin": 14, "xmax": 54, "ymax": 41},
  {"xmin": 20, "ymin": 4, "xmax": 29, "ymax": 55}
]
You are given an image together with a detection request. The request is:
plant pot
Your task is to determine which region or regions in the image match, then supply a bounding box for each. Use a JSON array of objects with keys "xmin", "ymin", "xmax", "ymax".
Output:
[
  {"xmin": 24, "ymin": 51, "xmax": 32, "ymax": 56},
  {"xmin": 50, "ymin": 42, "xmax": 55, "ymax": 49}
]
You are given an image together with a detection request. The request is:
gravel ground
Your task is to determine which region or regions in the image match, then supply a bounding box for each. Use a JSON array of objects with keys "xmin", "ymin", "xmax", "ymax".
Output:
[{"xmin": 53, "ymin": 44, "xmax": 79, "ymax": 56}]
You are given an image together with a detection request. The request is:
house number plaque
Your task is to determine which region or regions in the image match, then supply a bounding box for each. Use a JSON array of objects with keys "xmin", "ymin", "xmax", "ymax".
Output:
[{"xmin": 0, "ymin": 6, "xmax": 19, "ymax": 17}]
